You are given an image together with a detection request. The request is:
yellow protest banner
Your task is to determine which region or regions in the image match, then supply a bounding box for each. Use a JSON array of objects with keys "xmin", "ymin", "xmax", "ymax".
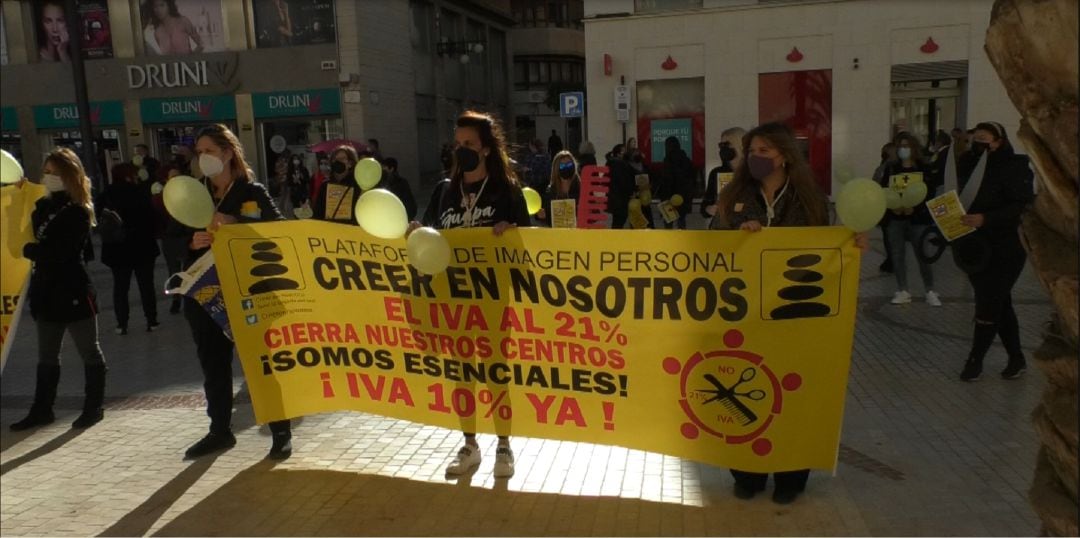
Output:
[
  {"xmin": 1, "ymin": 181, "xmax": 46, "ymax": 370},
  {"xmin": 212, "ymin": 223, "xmax": 861, "ymax": 472}
]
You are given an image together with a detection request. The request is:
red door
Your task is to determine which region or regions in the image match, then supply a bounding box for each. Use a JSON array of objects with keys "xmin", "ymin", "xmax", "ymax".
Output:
[{"xmin": 758, "ymin": 70, "xmax": 832, "ymax": 194}]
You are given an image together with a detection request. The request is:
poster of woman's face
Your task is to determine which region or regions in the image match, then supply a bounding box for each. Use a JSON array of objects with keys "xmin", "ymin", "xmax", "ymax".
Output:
[
  {"xmin": 253, "ymin": 0, "xmax": 335, "ymax": 48},
  {"xmin": 140, "ymin": 0, "xmax": 225, "ymax": 56},
  {"xmin": 33, "ymin": 1, "xmax": 114, "ymax": 62},
  {"xmin": 36, "ymin": 1, "xmax": 70, "ymax": 62}
]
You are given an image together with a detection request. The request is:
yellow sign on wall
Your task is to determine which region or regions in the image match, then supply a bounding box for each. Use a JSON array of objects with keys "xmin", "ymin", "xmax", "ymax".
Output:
[{"xmin": 213, "ymin": 222, "xmax": 861, "ymax": 472}]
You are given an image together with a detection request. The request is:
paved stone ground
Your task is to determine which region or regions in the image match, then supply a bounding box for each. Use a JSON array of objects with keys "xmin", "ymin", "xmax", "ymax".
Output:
[{"xmin": 0, "ymin": 214, "xmax": 1050, "ymax": 536}]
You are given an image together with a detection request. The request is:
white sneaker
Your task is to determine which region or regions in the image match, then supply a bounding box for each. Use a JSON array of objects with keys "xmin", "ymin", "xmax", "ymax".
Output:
[
  {"xmin": 445, "ymin": 444, "xmax": 481, "ymax": 475},
  {"xmin": 493, "ymin": 446, "xmax": 515, "ymax": 478},
  {"xmin": 890, "ymin": 291, "xmax": 912, "ymax": 305},
  {"xmin": 925, "ymin": 291, "xmax": 942, "ymax": 307}
]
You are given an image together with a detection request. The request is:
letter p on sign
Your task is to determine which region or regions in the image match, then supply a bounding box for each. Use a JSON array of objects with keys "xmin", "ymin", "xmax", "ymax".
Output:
[{"xmin": 560, "ymin": 92, "xmax": 584, "ymax": 118}]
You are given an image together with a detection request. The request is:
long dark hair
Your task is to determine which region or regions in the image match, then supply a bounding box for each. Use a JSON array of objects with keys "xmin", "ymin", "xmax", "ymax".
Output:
[
  {"xmin": 717, "ymin": 122, "xmax": 827, "ymax": 226},
  {"xmin": 449, "ymin": 110, "xmax": 519, "ymax": 194},
  {"xmin": 892, "ymin": 132, "xmax": 926, "ymax": 165},
  {"xmin": 143, "ymin": 0, "xmax": 180, "ymax": 26},
  {"xmin": 196, "ymin": 124, "xmax": 253, "ymax": 183}
]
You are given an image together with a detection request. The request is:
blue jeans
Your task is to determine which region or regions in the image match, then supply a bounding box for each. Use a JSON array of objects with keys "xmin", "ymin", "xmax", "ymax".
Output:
[{"xmin": 886, "ymin": 219, "xmax": 934, "ymax": 292}]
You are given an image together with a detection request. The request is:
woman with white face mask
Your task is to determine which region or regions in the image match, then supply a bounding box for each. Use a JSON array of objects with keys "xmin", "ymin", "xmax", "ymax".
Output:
[
  {"xmin": 173, "ymin": 123, "xmax": 295, "ymax": 461},
  {"xmin": 11, "ymin": 148, "xmax": 107, "ymax": 432}
]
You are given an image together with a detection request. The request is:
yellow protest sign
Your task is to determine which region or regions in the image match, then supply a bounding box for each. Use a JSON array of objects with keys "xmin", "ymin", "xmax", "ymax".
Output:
[
  {"xmin": 926, "ymin": 190, "xmax": 976, "ymax": 242},
  {"xmin": 324, "ymin": 184, "xmax": 354, "ymax": 221},
  {"xmin": 717, "ymin": 172, "xmax": 734, "ymax": 195},
  {"xmin": 212, "ymin": 223, "xmax": 861, "ymax": 472},
  {"xmin": 550, "ymin": 199, "xmax": 577, "ymax": 229},
  {"xmin": 1, "ymin": 181, "xmax": 46, "ymax": 369}
]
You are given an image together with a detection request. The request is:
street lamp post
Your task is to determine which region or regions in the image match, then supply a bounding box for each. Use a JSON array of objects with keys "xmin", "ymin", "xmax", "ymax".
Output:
[{"xmin": 63, "ymin": 0, "xmax": 101, "ymax": 192}]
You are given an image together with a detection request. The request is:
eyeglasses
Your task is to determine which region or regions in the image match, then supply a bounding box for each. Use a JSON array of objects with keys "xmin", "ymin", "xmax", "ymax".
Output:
[{"xmin": 558, "ymin": 162, "xmax": 575, "ymax": 171}]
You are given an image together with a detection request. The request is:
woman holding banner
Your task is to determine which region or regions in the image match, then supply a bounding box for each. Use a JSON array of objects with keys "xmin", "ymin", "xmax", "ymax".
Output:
[
  {"xmin": 11, "ymin": 148, "xmax": 107, "ymax": 432},
  {"xmin": 536, "ymin": 150, "xmax": 581, "ymax": 228},
  {"xmin": 178, "ymin": 124, "xmax": 294, "ymax": 460},
  {"xmin": 409, "ymin": 110, "xmax": 531, "ymax": 478},
  {"xmin": 955, "ymin": 121, "xmax": 1034, "ymax": 382},
  {"xmin": 709, "ymin": 122, "xmax": 831, "ymax": 504},
  {"xmin": 312, "ymin": 145, "xmax": 359, "ymax": 225}
]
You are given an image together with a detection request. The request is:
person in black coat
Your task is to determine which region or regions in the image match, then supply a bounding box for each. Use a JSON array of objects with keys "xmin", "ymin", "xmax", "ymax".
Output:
[
  {"xmin": 11, "ymin": 148, "xmax": 108, "ymax": 432},
  {"xmin": 381, "ymin": 157, "xmax": 418, "ymax": 220},
  {"xmin": 955, "ymin": 121, "xmax": 1034, "ymax": 381},
  {"xmin": 604, "ymin": 144, "xmax": 636, "ymax": 229},
  {"xmin": 657, "ymin": 136, "xmax": 696, "ymax": 229},
  {"xmin": 173, "ymin": 124, "xmax": 293, "ymax": 460},
  {"xmin": 701, "ymin": 128, "xmax": 745, "ymax": 219},
  {"xmin": 312, "ymin": 145, "xmax": 360, "ymax": 225},
  {"xmin": 99, "ymin": 163, "xmax": 162, "ymax": 335},
  {"xmin": 536, "ymin": 151, "xmax": 582, "ymax": 227}
]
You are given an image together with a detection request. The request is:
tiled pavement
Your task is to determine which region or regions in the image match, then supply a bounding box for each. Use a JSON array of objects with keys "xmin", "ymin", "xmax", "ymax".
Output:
[{"xmin": 0, "ymin": 218, "xmax": 1051, "ymax": 536}]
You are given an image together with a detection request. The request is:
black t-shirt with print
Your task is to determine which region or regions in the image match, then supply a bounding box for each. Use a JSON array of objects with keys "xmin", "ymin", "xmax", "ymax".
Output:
[{"xmin": 434, "ymin": 178, "xmax": 531, "ymax": 230}]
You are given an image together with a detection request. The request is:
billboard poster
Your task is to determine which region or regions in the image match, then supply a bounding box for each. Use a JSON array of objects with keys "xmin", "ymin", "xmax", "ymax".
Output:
[
  {"xmin": 141, "ymin": 0, "xmax": 226, "ymax": 55},
  {"xmin": 78, "ymin": 1, "xmax": 113, "ymax": 59},
  {"xmin": 253, "ymin": 0, "xmax": 335, "ymax": 48},
  {"xmin": 33, "ymin": 0, "xmax": 114, "ymax": 61}
]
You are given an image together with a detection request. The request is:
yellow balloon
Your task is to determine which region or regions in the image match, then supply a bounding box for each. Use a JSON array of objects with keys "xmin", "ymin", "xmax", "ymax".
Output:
[
  {"xmin": 355, "ymin": 188, "xmax": 408, "ymax": 239},
  {"xmin": 628, "ymin": 198, "xmax": 641, "ymax": 212},
  {"xmin": 354, "ymin": 158, "xmax": 383, "ymax": 190},
  {"xmin": 835, "ymin": 178, "xmax": 886, "ymax": 233},
  {"xmin": 884, "ymin": 188, "xmax": 903, "ymax": 209},
  {"xmin": 522, "ymin": 187, "xmax": 542, "ymax": 215},
  {"xmin": 0, "ymin": 149, "xmax": 24, "ymax": 184},
  {"xmin": 900, "ymin": 181, "xmax": 928, "ymax": 209},
  {"xmin": 638, "ymin": 190, "xmax": 652, "ymax": 204},
  {"xmin": 162, "ymin": 175, "xmax": 213, "ymax": 228},
  {"xmin": 407, "ymin": 227, "xmax": 451, "ymax": 275},
  {"xmin": 670, "ymin": 194, "xmax": 684, "ymax": 207}
]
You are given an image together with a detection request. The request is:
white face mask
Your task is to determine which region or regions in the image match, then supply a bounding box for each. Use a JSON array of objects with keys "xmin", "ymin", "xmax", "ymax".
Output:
[
  {"xmin": 42, "ymin": 173, "xmax": 65, "ymax": 193},
  {"xmin": 198, "ymin": 153, "xmax": 225, "ymax": 178}
]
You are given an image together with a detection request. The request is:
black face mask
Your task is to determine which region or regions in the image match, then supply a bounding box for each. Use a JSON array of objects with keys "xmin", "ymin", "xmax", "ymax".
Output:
[
  {"xmin": 558, "ymin": 165, "xmax": 575, "ymax": 179},
  {"xmin": 719, "ymin": 146, "xmax": 737, "ymax": 163},
  {"xmin": 970, "ymin": 141, "xmax": 990, "ymax": 156},
  {"xmin": 331, "ymin": 161, "xmax": 348, "ymax": 175},
  {"xmin": 455, "ymin": 147, "xmax": 481, "ymax": 173}
]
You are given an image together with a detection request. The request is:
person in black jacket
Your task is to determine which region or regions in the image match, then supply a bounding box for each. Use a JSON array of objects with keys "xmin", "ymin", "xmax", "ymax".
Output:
[
  {"xmin": 11, "ymin": 148, "xmax": 108, "ymax": 432},
  {"xmin": 956, "ymin": 121, "xmax": 1034, "ymax": 381},
  {"xmin": 878, "ymin": 132, "xmax": 941, "ymax": 307},
  {"xmin": 604, "ymin": 144, "xmax": 634, "ymax": 229},
  {"xmin": 312, "ymin": 145, "xmax": 360, "ymax": 225},
  {"xmin": 536, "ymin": 150, "xmax": 581, "ymax": 227},
  {"xmin": 701, "ymin": 127, "xmax": 745, "ymax": 219},
  {"xmin": 175, "ymin": 124, "xmax": 294, "ymax": 460},
  {"xmin": 99, "ymin": 162, "xmax": 162, "ymax": 335},
  {"xmin": 710, "ymin": 122, "xmax": 869, "ymax": 504},
  {"xmin": 381, "ymin": 157, "xmax": 418, "ymax": 220},
  {"xmin": 408, "ymin": 110, "xmax": 530, "ymax": 478},
  {"xmin": 658, "ymin": 136, "xmax": 696, "ymax": 229}
]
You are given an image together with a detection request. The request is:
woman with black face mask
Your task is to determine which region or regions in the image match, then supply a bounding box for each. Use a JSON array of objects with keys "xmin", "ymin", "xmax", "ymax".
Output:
[
  {"xmin": 710, "ymin": 122, "xmax": 868, "ymax": 504},
  {"xmin": 312, "ymin": 145, "xmax": 360, "ymax": 225},
  {"xmin": 408, "ymin": 110, "xmax": 530, "ymax": 478},
  {"xmin": 702, "ymin": 127, "xmax": 745, "ymax": 219},
  {"xmin": 536, "ymin": 150, "xmax": 581, "ymax": 227},
  {"xmin": 954, "ymin": 121, "xmax": 1034, "ymax": 382}
]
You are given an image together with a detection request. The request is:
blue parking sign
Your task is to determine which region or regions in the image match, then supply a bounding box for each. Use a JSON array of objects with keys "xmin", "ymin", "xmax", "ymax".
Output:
[{"xmin": 560, "ymin": 92, "xmax": 584, "ymax": 118}]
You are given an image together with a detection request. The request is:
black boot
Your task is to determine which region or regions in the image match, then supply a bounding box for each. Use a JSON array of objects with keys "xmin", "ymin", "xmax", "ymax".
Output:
[
  {"xmin": 1000, "ymin": 356, "xmax": 1026, "ymax": 379},
  {"xmin": 11, "ymin": 364, "xmax": 61, "ymax": 431},
  {"xmin": 72, "ymin": 364, "xmax": 107, "ymax": 429}
]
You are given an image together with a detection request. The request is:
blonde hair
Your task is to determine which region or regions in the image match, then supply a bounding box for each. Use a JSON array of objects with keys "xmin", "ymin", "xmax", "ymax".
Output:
[
  {"xmin": 548, "ymin": 150, "xmax": 578, "ymax": 191},
  {"xmin": 721, "ymin": 127, "xmax": 747, "ymax": 168},
  {"xmin": 43, "ymin": 147, "xmax": 95, "ymax": 223}
]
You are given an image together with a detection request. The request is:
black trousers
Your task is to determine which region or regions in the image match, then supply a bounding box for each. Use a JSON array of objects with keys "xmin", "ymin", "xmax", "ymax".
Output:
[
  {"xmin": 184, "ymin": 298, "xmax": 290, "ymax": 436},
  {"xmin": 111, "ymin": 258, "xmax": 158, "ymax": 327},
  {"xmin": 610, "ymin": 211, "xmax": 628, "ymax": 229},
  {"xmin": 967, "ymin": 251, "xmax": 1027, "ymax": 360},
  {"xmin": 730, "ymin": 469, "xmax": 810, "ymax": 493}
]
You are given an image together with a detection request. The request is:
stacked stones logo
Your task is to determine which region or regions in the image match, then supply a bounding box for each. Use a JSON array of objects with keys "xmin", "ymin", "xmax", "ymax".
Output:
[
  {"xmin": 760, "ymin": 249, "xmax": 842, "ymax": 320},
  {"xmin": 663, "ymin": 330, "xmax": 803, "ymax": 457},
  {"xmin": 228, "ymin": 238, "xmax": 304, "ymax": 297}
]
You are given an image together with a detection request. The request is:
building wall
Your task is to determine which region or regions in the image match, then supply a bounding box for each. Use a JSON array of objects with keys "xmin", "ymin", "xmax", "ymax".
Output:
[{"xmin": 584, "ymin": 0, "xmax": 1020, "ymax": 196}]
